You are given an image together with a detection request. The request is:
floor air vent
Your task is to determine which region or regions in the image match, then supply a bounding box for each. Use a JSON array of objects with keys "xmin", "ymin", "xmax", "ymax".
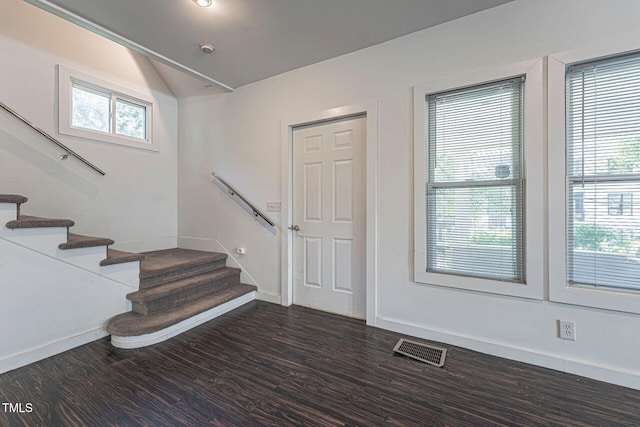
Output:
[{"xmin": 393, "ymin": 339, "xmax": 447, "ymax": 367}]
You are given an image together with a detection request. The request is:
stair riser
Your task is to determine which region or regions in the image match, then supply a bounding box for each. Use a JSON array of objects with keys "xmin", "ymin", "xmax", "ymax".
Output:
[
  {"xmin": 0, "ymin": 203, "xmax": 18, "ymax": 225},
  {"xmin": 2, "ymin": 224, "xmax": 122, "ymax": 275},
  {"xmin": 139, "ymin": 259, "xmax": 227, "ymax": 288},
  {"xmin": 56, "ymin": 246, "xmax": 107, "ymax": 271},
  {"xmin": 100, "ymin": 262, "xmax": 142, "ymax": 289},
  {"xmin": 132, "ymin": 271, "xmax": 240, "ymax": 315},
  {"xmin": 0, "ymin": 227, "xmax": 68, "ymax": 254}
]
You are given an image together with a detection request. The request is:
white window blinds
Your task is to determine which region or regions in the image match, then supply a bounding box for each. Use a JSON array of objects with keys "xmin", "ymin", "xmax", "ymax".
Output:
[
  {"xmin": 566, "ymin": 53, "xmax": 640, "ymax": 291},
  {"xmin": 426, "ymin": 77, "xmax": 525, "ymax": 282}
]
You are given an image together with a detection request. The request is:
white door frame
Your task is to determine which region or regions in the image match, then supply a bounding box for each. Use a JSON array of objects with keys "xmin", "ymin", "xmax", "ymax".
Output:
[{"xmin": 280, "ymin": 101, "xmax": 378, "ymax": 326}]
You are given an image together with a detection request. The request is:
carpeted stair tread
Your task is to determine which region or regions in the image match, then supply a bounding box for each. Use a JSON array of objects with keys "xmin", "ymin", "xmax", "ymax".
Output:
[
  {"xmin": 139, "ymin": 248, "xmax": 227, "ymax": 278},
  {"xmin": 128, "ymin": 267, "xmax": 240, "ymax": 304},
  {"xmin": 129, "ymin": 267, "xmax": 241, "ymax": 315},
  {"xmin": 59, "ymin": 233, "xmax": 115, "ymax": 250},
  {"xmin": 100, "ymin": 249, "xmax": 146, "ymax": 266},
  {"xmin": 107, "ymin": 283, "xmax": 257, "ymax": 337},
  {"xmin": 138, "ymin": 248, "xmax": 228, "ymax": 289},
  {"xmin": 0, "ymin": 194, "xmax": 28, "ymax": 204},
  {"xmin": 6, "ymin": 214, "xmax": 74, "ymax": 229}
]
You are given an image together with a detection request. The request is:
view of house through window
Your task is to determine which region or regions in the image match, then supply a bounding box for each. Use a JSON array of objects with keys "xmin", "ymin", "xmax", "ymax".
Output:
[
  {"xmin": 426, "ymin": 77, "xmax": 524, "ymax": 282},
  {"xmin": 71, "ymin": 80, "xmax": 148, "ymax": 141},
  {"xmin": 607, "ymin": 193, "xmax": 633, "ymax": 216},
  {"xmin": 566, "ymin": 53, "xmax": 640, "ymax": 290}
]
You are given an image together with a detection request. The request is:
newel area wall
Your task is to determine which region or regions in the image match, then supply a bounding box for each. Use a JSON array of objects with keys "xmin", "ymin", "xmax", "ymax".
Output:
[
  {"xmin": 0, "ymin": 0, "xmax": 178, "ymax": 251},
  {"xmin": 179, "ymin": 0, "xmax": 640, "ymax": 389}
]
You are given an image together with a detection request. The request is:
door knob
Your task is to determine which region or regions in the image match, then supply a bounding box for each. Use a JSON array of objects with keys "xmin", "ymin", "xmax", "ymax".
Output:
[{"xmin": 288, "ymin": 224, "xmax": 301, "ymax": 231}]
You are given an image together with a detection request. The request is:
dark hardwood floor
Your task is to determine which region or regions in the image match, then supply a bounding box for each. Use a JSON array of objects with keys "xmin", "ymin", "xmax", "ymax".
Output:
[{"xmin": 1, "ymin": 301, "xmax": 639, "ymax": 426}]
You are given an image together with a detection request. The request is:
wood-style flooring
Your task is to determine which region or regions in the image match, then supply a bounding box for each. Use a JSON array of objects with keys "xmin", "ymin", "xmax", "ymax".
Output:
[{"xmin": 1, "ymin": 301, "xmax": 639, "ymax": 426}]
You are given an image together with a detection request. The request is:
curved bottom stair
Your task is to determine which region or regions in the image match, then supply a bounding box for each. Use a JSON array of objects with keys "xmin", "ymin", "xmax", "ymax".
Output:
[
  {"xmin": 106, "ymin": 248, "xmax": 257, "ymax": 349},
  {"xmin": 107, "ymin": 285, "xmax": 256, "ymax": 349}
]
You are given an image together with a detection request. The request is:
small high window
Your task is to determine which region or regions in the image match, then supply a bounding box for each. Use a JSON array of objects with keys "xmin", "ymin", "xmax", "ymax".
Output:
[{"xmin": 58, "ymin": 65, "xmax": 154, "ymax": 151}]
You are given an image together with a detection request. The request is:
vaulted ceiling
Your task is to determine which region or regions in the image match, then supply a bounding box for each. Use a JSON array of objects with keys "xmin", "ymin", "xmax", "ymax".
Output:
[{"xmin": 25, "ymin": 0, "xmax": 513, "ymax": 95}]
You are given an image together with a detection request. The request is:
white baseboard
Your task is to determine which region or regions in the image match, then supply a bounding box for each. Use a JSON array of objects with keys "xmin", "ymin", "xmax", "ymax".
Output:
[
  {"xmin": 0, "ymin": 328, "xmax": 108, "ymax": 375},
  {"xmin": 256, "ymin": 291, "xmax": 281, "ymax": 304},
  {"xmin": 111, "ymin": 292, "xmax": 256, "ymax": 349},
  {"xmin": 112, "ymin": 236, "xmax": 177, "ymax": 253},
  {"xmin": 177, "ymin": 236, "xmax": 261, "ymax": 287},
  {"xmin": 177, "ymin": 236, "xmax": 219, "ymax": 250},
  {"xmin": 376, "ymin": 316, "xmax": 640, "ymax": 391}
]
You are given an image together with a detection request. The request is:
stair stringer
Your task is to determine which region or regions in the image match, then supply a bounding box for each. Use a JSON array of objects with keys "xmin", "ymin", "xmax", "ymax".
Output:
[
  {"xmin": 0, "ymin": 229, "xmax": 141, "ymax": 289},
  {"xmin": 0, "ymin": 237, "xmax": 135, "ymax": 374},
  {"xmin": 0, "ymin": 201, "xmax": 140, "ymax": 288}
]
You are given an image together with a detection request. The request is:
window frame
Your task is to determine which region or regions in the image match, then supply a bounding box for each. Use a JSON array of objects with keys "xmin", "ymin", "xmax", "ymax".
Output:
[
  {"xmin": 58, "ymin": 65, "xmax": 156, "ymax": 151},
  {"xmin": 413, "ymin": 59, "xmax": 544, "ymax": 299},
  {"xmin": 549, "ymin": 41, "xmax": 640, "ymax": 314}
]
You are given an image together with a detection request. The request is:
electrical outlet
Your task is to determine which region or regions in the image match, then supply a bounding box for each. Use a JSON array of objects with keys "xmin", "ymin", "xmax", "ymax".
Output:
[{"xmin": 559, "ymin": 320, "xmax": 576, "ymax": 340}]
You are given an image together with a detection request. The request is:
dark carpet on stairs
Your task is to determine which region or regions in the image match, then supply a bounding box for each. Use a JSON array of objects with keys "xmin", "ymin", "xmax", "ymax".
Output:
[{"xmin": 107, "ymin": 248, "xmax": 255, "ymax": 338}]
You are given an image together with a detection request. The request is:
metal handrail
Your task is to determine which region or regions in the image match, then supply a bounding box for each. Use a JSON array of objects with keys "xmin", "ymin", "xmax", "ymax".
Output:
[
  {"xmin": 0, "ymin": 101, "xmax": 106, "ymax": 176},
  {"xmin": 211, "ymin": 172, "xmax": 275, "ymax": 227}
]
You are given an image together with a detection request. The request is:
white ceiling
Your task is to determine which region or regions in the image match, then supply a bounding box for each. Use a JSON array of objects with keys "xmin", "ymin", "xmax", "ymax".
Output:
[{"xmin": 25, "ymin": 0, "xmax": 513, "ymax": 94}]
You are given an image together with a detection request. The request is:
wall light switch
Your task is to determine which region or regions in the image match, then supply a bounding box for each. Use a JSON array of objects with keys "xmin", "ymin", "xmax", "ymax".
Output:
[{"xmin": 266, "ymin": 201, "xmax": 281, "ymax": 212}]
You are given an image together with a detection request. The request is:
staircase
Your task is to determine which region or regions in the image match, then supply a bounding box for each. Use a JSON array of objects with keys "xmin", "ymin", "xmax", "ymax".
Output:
[
  {"xmin": 107, "ymin": 248, "xmax": 256, "ymax": 348},
  {"xmin": 0, "ymin": 193, "xmax": 257, "ymax": 357}
]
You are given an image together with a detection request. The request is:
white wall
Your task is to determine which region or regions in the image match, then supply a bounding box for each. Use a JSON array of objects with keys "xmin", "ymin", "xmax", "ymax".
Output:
[
  {"xmin": 0, "ymin": 200, "xmax": 136, "ymax": 373},
  {"xmin": 0, "ymin": 236, "xmax": 134, "ymax": 373},
  {"xmin": 178, "ymin": 0, "xmax": 640, "ymax": 389},
  {"xmin": 0, "ymin": 0, "xmax": 178, "ymax": 251}
]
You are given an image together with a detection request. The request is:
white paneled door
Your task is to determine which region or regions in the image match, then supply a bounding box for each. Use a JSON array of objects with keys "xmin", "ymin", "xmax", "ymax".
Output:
[{"xmin": 292, "ymin": 116, "xmax": 366, "ymax": 319}]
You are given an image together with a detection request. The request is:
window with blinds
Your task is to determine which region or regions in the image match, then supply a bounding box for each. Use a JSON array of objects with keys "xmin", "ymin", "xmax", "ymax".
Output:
[
  {"xmin": 426, "ymin": 77, "xmax": 525, "ymax": 282},
  {"xmin": 566, "ymin": 53, "xmax": 640, "ymax": 291}
]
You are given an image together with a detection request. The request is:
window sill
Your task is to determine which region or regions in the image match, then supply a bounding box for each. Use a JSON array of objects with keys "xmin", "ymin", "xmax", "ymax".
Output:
[
  {"xmin": 414, "ymin": 254, "xmax": 543, "ymax": 299},
  {"xmin": 59, "ymin": 125, "xmax": 159, "ymax": 153},
  {"xmin": 549, "ymin": 281, "xmax": 640, "ymax": 315}
]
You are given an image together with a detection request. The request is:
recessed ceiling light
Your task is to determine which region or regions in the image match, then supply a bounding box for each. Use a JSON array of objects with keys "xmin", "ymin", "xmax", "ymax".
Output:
[
  {"xmin": 193, "ymin": 0, "xmax": 212, "ymax": 7},
  {"xmin": 200, "ymin": 43, "xmax": 215, "ymax": 54}
]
